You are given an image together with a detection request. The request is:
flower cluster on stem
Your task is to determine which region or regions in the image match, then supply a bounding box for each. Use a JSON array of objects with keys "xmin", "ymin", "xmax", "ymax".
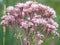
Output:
[{"xmin": 0, "ymin": 1, "xmax": 59, "ymax": 45}]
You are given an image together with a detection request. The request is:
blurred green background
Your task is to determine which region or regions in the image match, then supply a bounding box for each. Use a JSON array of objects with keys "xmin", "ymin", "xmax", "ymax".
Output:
[{"xmin": 0, "ymin": 0, "xmax": 60, "ymax": 45}]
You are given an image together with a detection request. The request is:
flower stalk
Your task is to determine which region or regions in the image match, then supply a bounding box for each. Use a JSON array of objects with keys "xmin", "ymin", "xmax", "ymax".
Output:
[{"xmin": 3, "ymin": 4, "xmax": 6, "ymax": 45}]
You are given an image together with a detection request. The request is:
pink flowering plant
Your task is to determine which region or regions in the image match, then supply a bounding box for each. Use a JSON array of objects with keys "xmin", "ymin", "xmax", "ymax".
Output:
[{"xmin": 0, "ymin": 1, "xmax": 59, "ymax": 45}]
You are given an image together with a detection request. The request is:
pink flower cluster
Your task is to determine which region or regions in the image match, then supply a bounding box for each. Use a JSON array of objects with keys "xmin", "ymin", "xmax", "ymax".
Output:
[{"xmin": 0, "ymin": 1, "xmax": 59, "ymax": 44}]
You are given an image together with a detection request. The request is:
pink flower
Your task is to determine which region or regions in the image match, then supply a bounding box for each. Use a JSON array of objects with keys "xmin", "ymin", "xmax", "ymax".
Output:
[
  {"xmin": 16, "ymin": 3, "xmax": 24, "ymax": 8},
  {"xmin": 7, "ymin": 6, "xmax": 14, "ymax": 12},
  {"xmin": 1, "ymin": 15, "xmax": 7, "ymax": 20},
  {"xmin": 0, "ymin": 20, "xmax": 8, "ymax": 26},
  {"xmin": 53, "ymin": 22, "xmax": 58, "ymax": 28},
  {"xmin": 46, "ymin": 24, "xmax": 56, "ymax": 30},
  {"xmin": 6, "ymin": 15, "xmax": 15, "ymax": 22},
  {"xmin": 21, "ymin": 21, "xmax": 28, "ymax": 29},
  {"xmin": 28, "ymin": 22, "xmax": 34, "ymax": 27},
  {"xmin": 34, "ymin": 15, "xmax": 41, "ymax": 18},
  {"xmin": 36, "ymin": 32, "xmax": 44, "ymax": 38}
]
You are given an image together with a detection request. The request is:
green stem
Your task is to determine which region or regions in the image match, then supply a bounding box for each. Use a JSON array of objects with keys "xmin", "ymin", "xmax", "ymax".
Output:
[
  {"xmin": 20, "ymin": 36, "xmax": 23, "ymax": 45},
  {"xmin": 3, "ymin": 4, "xmax": 6, "ymax": 45}
]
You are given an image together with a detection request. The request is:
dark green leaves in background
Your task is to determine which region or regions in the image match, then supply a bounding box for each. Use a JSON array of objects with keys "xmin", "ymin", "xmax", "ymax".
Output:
[{"xmin": 0, "ymin": 0, "xmax": 60, "ymax": 45}]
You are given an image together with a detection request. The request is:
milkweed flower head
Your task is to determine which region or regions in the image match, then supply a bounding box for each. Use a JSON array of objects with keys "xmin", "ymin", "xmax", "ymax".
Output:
[{"xmin": 0, "ymin": 1, "xmax": 59, "ymax": 45}]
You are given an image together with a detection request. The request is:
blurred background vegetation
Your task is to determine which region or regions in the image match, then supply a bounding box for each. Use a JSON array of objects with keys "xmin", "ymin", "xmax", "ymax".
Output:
[{"xmin": 0, "ymin": 0, "xmax": 60, "ymax": 45}]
